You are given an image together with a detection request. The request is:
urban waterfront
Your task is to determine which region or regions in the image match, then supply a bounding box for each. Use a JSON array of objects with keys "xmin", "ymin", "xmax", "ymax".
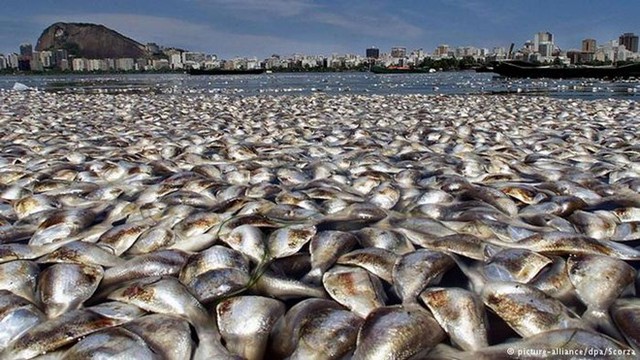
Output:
[{"xmin": 2, "ymin": 71, "xmax": 640, "ymax": 99}]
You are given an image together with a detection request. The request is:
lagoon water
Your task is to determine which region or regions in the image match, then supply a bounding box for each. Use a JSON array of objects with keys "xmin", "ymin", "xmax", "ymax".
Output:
[{"xmin": 1, "ymin": 71, "xmax": 640, "ymax": 98}]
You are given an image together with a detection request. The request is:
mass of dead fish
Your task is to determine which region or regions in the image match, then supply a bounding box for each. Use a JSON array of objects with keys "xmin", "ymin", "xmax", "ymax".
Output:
[{"xmin": 0, "ymin": 89, "xmax": 639, "ymax": 359}]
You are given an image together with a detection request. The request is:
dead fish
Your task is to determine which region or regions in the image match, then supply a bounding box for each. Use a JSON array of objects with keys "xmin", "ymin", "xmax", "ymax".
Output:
[
  {"xmin": 567, "ymin": 254, "xmax": 636, "ymax": 340},
  {"xmin": 0, "ymin": 224, "xmax": 36, "ymax": 244},
  {"xmin": 101, "ymin": 249, "xmax": 189, "ymax": 290},
  {"xmin": 289, "ymin": 308, "xmax": 363, "ymax": 360},
  {"xmin": 428, "ymin": 328, "xmax": 634, "ymax": 360},
  {"xmin": 317, "ymin": 203, "xmax": 387, "ymax": 232},
  {"xmin": 528, "ymin": 256, "xmax": 578, "ymax": 306},
  {"xmin": 569, "ymin": 210, "xmax": 617, "ymax": 239},
  {"xmin": 269, "ymin": 298, "xmax": 345, "ymax": 359},
  {"xmin": 2, "ymin": 302, "xmax": 144, "ymax": 359},
  {"xmin": 38, "ymin": 241, "xmax": 124, "ymax": 268},
  {"xmin": 60, "ymin": 327, "xmax": 159, "ymax": 360},
  {"xmin": 28, "ymin": 209, "xmax": 96, "ymax": 246},
  {"xmin": 354, "ymin": 227, "xmax": 415, "ymax": 255},
  {"xmin": 173, "ymin": 211, "xmax": 225, "ymax": 237},
  {"xmin": 420, "ymin": 287, "xmax": 489, "ymax": 351},
  {"xmin": 37, "ymin": 263, "xmax": 103, "ymax": 318},
  {"xmin": 322, "ymin": 265, "xmax": 385, "ymax": 318},
  {"xmin": 123, "ymin": 314, "xmax": 194, "ymax": 360},
  {"xmin": 353, "ymin": 304, "xmax": 446, "ymax": 360},
  {"xmin": 0, "ymin": 260, "xmax": 40, "ymax": 304},
  {"xmin": 611, "ymin": 298, "xmax": 640, "ymax": 352},
  {"xmin": 483, "ymin": 248, "xmax": 552, "ymax": 283},
  {"xmin": 336, "ymin": 247, "xmax": 399, "ymax": 284},
  {"xmin": 251, "ymin": 270, "xmax": 326, "ymax": 300},
  {"xmin": 219, "ymin": 224, "xmax": 266, "ymax": 264},
  {"xmin": 499, "ymin": 231, "xmax": 640, "ymax": 260},
  {"xmin": 97, "ymin": 220, "xmax": 154, "ymax": 256},
  {"xmin": 125, "ymin": 227, "xmax": 176, "ymax": 255},
  {"xmin": 0, "ymin": 290, "xmax": 45, "ymax": 351},
  {"xmin": 13, "ymin": 194, "xmax": 58, "ymax": 220},
  {"xmin": 367, "ymin": 182, "xmax": 400, "ymax": 209},
  {"xmin": 267, "ymin": 224, "xmax": 316, "ymax": 260},
  {"xmin": 481, "ymin": 281, "xmax": 588, "ymax": 337},
  {"xmin": 179, "ymin": 246, "xmax": 250, "ymax": 303},
  {"xmin": 216, "ymin": 296, "xmax": 286, "ymax": 360},
  {"xmin": 107, "ymin": 276, "xmax": 237, "ymax": 360},
  {"xmin": 302, "ymin": 230, "xmax": 358, "ymax": 285},
  {"xmin": 392, "ymin": 249, "xmax": 454, "ymax": 304},
  {"xmin": 423, "ymin": 233, "xmax": 488, "ymax": 261}
]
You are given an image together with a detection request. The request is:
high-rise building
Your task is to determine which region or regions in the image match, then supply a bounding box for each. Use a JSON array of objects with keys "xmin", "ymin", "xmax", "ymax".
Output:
[
  {"xmin": 619, "ymin": 33, "xmax": 639, "ymax": 53},
  {"xmin": 19, "ymin": 43, "xmax": 33, "ymax": 59},
  {"xmin": 366, "ymin": 47, "xmax": 379, "ymax": 59},
  {"xmin": 582, "ymin": 39, "xmax": 596, "ymax": 53},
  {"xmin": 534, "ymin": 32, "xmax": 553, "ymax": 54},
  {"xmin": 391, "ymin": 47, "xmax": 406, "ymax": 58}
]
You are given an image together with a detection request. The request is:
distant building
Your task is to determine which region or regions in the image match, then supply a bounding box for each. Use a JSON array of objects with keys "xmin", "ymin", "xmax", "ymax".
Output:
[
  {"xmin": 55, "ymin": 49, "xmax": 68, "ymax": 69},
  {"xmin": 116, "ymin": 58, "xmax": 135, "ymax": 71},
  {"xmin": 619, "ymin": 33, "xmax": 639, "ymax": 53},
  {"xmin": 72, "ymin": 58, "xmax": 88, "ymax": 72},
  {"xmin": 366, "ymin": 47, "xmax": 379, "ymax": 59},
  {"xmin": 0, "ymin": 55, "xmax": 6, "ymax": 70},
  {"xmin": 534, "ymin": 32, "xmax": 553, "ymax": 50},
  {"xmin": 582, "ymin": 39, "xmax": 596, "ymax": 53},
  {"xmin": 391, "ymin": 47, "xmax": 406, "ymax": 58},
  {"xmin": 435, "ymin": 44, "xmax": 450, "ymax": 57},
  {"xmin": 19, "ymin": 43, "xmax": 33, "ymax": 59},
  {"xmin": 7, "ymin": 53, "xmax": 19, "ymax": 69},
  {"xmin": 152, "ymin": 59, "xmax": 170, "ymax": 70}
]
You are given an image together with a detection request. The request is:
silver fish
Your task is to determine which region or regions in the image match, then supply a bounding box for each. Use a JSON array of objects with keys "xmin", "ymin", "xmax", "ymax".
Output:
[
  {"xmin": 483, "ymin": 248, "xmax": 552, "ymax": 283},
  {"xmin": 38, "ymin": 241, "xmax": 124, "ymax": 268},
  {"xmin": 420, "ymin": 287, "xmax": 488, "ymax": 351},
  {"xmin": 2, "ymin": 302, "xmax": 144, "ymax": 359},
  {"xmin": 107, "ymin": 276, "xmax": 237, "ymax": 360},
  {"xmin": 481, "ymin": 281, "xmax": 588, "ymax": 337},
  {"xmin": 123, "ymin": 314, "xmax": 194, "ymax": 360},
  {"xmin": 289, "ymin": 308, "xmax": 363, "ymax": 360},
  {"xmin": 336, "ymin": 247, "xmax": 399, "ymax": 284},
  {"xmin": 611, "ymin": 298, "xmax": 640, "ymax": 352},
  {"xmin": 219, "ymin": 224, "xmax": 267, "ymax": 264},
  {"xmin": 428, "ymin": 328, "xmax": 634, "ymax": 360},
  {"xmin": 0, "ymin": 260, "xmax": 40, "ymax": 304},
  {"xmin": 37, "ymin": 263, "xmax": 103, "ymax": 318},
  {"xmin": 353, "ymin": 304, "xmax": 446, "ymax": 360},
  {"xmin": 323, "ymin": 265, "xmax": 385, "ymax": 318},
  {"xmin": 215, "ymin": 296, "xmax": 286, "ymax": 360},
  {"xmin": 101, "ymin": 249, "xmax": 189, "ymax": 290},
  {"xmin": 0, "ymin": 290, "xmax": 45, "ymax": 351},
  {"xmin": 269, "ymin": 298, "xmax": 345, "ymax": 359},
  {"xmin": 61, "ymin": 327, "xmax": 159, "ymax": 360},
  {"xmin": 302, "ymin": 230, "xmax": 358, "ymax": 285},
  {"xmin": 267, "ymin": 224, "xmax": 317, "ymax": 260},
  {"xmin": 567, "ymin": 254, "xmax": 636, "ymax": 340},
  {"xmin": 393, "ymin": 249, "xmax": 454, "ymax": 304}
]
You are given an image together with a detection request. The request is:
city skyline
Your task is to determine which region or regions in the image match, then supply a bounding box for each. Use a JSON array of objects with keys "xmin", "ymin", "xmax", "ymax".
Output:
[{"xmin": 2, "ymin": 0, "xmax": 640, "ymax": 58}]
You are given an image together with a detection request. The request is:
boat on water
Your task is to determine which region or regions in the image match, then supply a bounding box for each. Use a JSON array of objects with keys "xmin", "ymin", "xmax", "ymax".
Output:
[
  {"xmin": 370, "ymin": 66, "xmax": 435, "ymax": 74},
  {"xmin": 188, "ymin": 68, "xmax": 266, "ymax": 75},
  {"xmin": 487, "ymin": 60, "xmax": 640, "ymax": 79}
]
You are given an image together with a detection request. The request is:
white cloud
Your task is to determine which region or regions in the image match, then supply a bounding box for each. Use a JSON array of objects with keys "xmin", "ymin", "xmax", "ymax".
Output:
[{"xmin": 194, "ymin": 0, "xmax": 318, "ymax": 17}]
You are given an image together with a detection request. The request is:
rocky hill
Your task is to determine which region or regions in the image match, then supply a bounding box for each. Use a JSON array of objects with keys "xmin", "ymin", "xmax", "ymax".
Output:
[{"xmin": 35, "ymin": 22, "xmax": 147, "ymax": 59}]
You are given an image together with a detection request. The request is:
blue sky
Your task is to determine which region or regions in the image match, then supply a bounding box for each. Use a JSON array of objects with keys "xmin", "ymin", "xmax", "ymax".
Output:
[{"xmin": 1, "ymin": 0, "xmax": 639, "ymax": 58}]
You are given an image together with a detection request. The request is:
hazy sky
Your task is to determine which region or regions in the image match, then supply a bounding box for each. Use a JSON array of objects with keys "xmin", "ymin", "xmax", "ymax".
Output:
[{"xmin": 2, "ymin": 0, "xmax": 639, "ymax": 58}]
